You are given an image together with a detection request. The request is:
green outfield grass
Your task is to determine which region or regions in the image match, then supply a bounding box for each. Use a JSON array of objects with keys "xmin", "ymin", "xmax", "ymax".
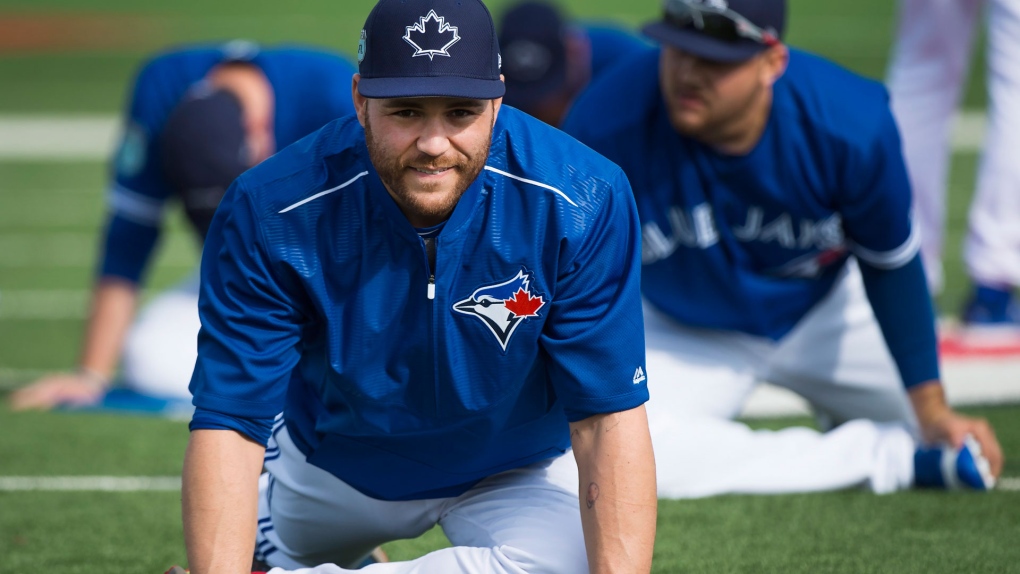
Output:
[
  {"xmin": 0, "ymin": 0, "xmax": 1014, "ymax": 572},
  {"xmin": 1, "ymin": 402, "xmax": 1018, "ymax": 573},
  {"xmin": 0, "ymin": 0, "xmax": 990, "ymax": 112}
]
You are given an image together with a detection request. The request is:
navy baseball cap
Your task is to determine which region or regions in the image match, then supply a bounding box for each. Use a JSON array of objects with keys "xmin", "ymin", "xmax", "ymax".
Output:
[
  {"xmin": 357, "ymin": 0, "xmax": 505, "ymax": 99},
  {"xmin": 642, "ymin": 0, "xmax": 785, "ymax": 63},
  {"xmin": 499, "ymin": 2, "xmax": 568, "ymax": 109},
  {"xmin": 160, "ymin": 87, "xmax": 249, "ymax": 238}
]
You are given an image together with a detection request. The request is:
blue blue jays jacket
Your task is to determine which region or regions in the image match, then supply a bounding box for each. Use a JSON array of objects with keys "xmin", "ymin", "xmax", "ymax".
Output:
[{"xmin": 189, "ymin": 106, "xmax": 650, "ymax": 500}]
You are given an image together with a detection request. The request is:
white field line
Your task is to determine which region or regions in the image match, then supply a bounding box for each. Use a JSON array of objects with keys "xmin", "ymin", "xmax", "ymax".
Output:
[
  {"xmin": 0, "ymin": 116, "xmax": 120, "ymax": 161},
  {"xmin": 999, "ymin": 477, "xmax": 1020, "ymax": 491},
  {"xmin": 0, "ymin": 474, "xmax": 1012, "ymax": 492},
  {"xmin": 0, "ymin": 476, "xmax": 181, "ymax": 491},
  {"xmin": 0, "ymin": 111, "xmax": 991, "ymax": 161}
]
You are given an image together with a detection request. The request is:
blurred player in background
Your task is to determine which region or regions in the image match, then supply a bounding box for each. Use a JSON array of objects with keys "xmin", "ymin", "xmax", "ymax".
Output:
[
  {"xmin": 10, "ymin": 41, "xmax": 357, "ymax": 412},
  {"xmin": 175, "ymin": 0, "xmax": 656, "ymax": 571},
  {"xmin": 497, "ymin": 1, "xmax": 647, "ymax": 126},
  {"xmin": 888, "ymin": 0, "xmax": 1020, "ymax": 328},
  {"xmin": 565, "ymin": 0, "xmax": 1003, "ymax": 498}
]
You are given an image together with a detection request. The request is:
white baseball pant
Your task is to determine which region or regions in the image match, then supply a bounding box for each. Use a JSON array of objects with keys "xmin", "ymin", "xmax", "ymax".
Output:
[
  {"xmin": 646, "ymin": 261, "xmax": 919, "ymax": 498},
  {"xmin": 120, "ymin": 271, "xmax": 200, "ymax": 399},
  {"xmin": 888, "ymin": 0, "xmax": 1020, "ymax": 291},
  {"xmin": 256, "ymin": 424, "xmax": 588, "ymax": 574}
]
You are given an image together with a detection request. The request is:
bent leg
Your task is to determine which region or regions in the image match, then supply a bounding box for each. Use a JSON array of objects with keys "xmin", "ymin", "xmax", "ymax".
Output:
[
  {"xmin": 260, "ymin": 425, "xmax": 585, "ymax": 574},
  {"xmin": 769, "ymin": 261, "xmax": 918, "ymax": 429},
  {"xmin": 644, "ymin": 300, "xmax": 914, "ymax": 498},
  {"xmin": 764, "ymin": 261, "xmax": 917, "ymax": 493},
  {"xmin": 655, "ymin": 415, "xmax": 914, "ymax": 498},
  {"xmin": 436, "ymin": 451, "xmax": 588, "ymax": 574}
]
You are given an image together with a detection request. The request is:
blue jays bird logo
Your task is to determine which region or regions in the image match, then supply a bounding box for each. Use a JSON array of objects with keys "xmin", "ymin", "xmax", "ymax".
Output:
[
  {"xmin": 404, "ymin": 10, "xmax": 461, "ymax": 60},
  {"xmin": 453, "ymin": 269, "xmax": 547, "ymax": 351}
]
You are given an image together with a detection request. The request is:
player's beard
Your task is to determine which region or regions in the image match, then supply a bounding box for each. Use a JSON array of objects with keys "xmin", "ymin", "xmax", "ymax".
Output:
[{"xmin": 365, "ymin": 114, "xmax": 493, "ymax": 226}]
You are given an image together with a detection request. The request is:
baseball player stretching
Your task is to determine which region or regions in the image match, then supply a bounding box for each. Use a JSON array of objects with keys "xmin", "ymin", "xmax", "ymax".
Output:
[
  {"xmin": 179, "ymin": 0, "xmax": 656, "ymax": 572},
  {"xmin": 564, "ymin": 0, "xmax": 1003, "ymax": 498},
  {"xmin": 10, "ymin": 43, "xmax": 357, "ymax": 411},
  {"xmin": 888, "ymin": 0, "xmax": 1020, "ymax": 325}
]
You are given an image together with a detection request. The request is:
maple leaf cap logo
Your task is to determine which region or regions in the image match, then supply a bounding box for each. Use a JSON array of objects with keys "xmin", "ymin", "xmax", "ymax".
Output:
[{"xmin": 404, "ymin": 10, "xmax": 461, "ymax": 60}]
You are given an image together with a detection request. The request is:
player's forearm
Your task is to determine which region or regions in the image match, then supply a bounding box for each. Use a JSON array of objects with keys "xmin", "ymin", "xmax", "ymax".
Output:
[
  {"xmin": 908, "ymin": 381, "xmax": 952, "ymax": 436},
  {"xmin": 182, "ymin": 429, "xmax": 266, "ymax": 574},
  {"xmin": 78, "ymin": 277, "xmax": 140, "ymax": 379},
  {"xmin": 569, "ymin": 405, "xmax": 657, "ymax": 574}
]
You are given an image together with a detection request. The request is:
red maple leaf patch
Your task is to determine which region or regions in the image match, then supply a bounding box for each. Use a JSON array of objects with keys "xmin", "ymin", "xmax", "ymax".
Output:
[{"xmin": 504, "ymin": 288, "xmax": 545, "ymax": 318}]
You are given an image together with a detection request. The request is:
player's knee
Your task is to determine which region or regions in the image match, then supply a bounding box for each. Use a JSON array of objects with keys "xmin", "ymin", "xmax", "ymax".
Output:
[{"xmin": 494, "ymin": 542, "xmax": 588, "ymax": 574}]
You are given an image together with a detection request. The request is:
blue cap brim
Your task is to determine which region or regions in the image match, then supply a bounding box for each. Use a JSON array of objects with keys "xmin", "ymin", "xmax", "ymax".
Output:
[
  {"xmin": 358, "ymin": 76, "xmax": 506, "ymax": 99},
  {"xmin": 641, "ymin": 21, "xmax": 766, "ymax": 63}
]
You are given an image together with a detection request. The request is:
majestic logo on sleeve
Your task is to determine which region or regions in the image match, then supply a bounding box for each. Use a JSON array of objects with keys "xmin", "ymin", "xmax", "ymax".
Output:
[
  {"xmin": 453, "ymin": 268, "xmax": 547, "ymax": 351},
  {"xmin": 404, "ymin": 10, "xmax": 461, "ymax": 60}
]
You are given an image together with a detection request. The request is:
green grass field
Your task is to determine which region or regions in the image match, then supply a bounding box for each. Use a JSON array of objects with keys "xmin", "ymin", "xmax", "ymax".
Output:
[
  {"xmin": 0, "ymin": 0, "xmax": 1015, "ymax": 572},
  {"xmin": 2, "ymin": 404, "xmax": 1018, "ymax": 573}
]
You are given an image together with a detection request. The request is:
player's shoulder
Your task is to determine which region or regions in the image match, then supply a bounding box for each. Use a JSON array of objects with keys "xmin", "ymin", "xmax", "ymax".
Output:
[
  {"xmin": 494, "ymin": 106, "xmax": 628, "ymax": 194},
  {"xmin": 562, "ymin": 47, "xmax": 661, "ymax": 144},
  {"xmin": 234, "ymin": 116, "xmax": 364, "ymax": 216},
  {"xmin": 779, "ymin": 48, "xmax": 894, "ymax": 143}
]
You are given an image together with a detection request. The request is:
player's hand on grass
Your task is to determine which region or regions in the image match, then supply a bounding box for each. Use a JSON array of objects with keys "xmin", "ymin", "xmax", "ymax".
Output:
[
  {"xmin": 909, "ymin": 381, "xmax": 1004, "ymax": 478},
  {"xmin": 9, "ymin": 371, "xmax": 107, "ymax": 411}
]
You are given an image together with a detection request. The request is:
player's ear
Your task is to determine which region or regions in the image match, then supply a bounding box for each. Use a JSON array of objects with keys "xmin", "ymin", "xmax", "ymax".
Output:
[
  {"xmin": 352, "ymin": 74, "xmax": 369, "ymax": 127},
  {"xmin": 760, "ymin": 44, "xmax": 789, "ymax": 88}
]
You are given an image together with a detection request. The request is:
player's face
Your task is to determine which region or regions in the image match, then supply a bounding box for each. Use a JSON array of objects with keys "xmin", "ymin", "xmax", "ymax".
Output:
[
  {"xmin": 354, "ymin": 81, "xmax": 502, "ymax": 228},
  {"xmin": 659, "ymin": 45, "xmax": 787, "ymax": 151}
]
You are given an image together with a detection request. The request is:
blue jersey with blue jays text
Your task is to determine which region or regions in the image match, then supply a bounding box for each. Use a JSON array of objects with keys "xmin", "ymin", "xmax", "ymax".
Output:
[
  {"xmin": 564, "ymin": 48, "xmax": 940, "ymax": 387},
  {"xmin": 565, "ymin": 48, "xmax": 918, "ymax": 340},
  {"xmin": 189, "ymin": 106, "xmax": 649, "ymax": 501},
  {"xmin": 102, "ymin": 42, "xmax": 357, "ymax": 284}
]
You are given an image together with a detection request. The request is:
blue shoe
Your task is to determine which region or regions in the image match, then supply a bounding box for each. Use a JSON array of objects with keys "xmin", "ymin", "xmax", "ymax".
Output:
[
  {"xmin": 914, "ymin": 435, "xmax": 995, "ymax": 490},
  {"xmin": 962, "ymin": 285, "xmax": 1020, "ymax": 326}
]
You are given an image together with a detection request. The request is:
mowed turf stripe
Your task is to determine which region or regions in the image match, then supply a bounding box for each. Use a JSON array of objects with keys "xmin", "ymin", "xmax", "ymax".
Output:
[
  {"xmin": 0, "ymin": 476, "xmax": 181, "ymax": 491},
  {"xmin": 0, "ymin": 289, "xmax": 89, "ymax": 319},
  {"xmin": 0, "ymin": 475, "xmax": 1015, "ymax": 492}
]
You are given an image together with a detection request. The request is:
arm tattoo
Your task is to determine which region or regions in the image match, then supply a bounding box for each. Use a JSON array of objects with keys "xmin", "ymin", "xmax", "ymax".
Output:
[{"xmin": 586, "ymin": 482, "xmax": 600, "ymax": 509}]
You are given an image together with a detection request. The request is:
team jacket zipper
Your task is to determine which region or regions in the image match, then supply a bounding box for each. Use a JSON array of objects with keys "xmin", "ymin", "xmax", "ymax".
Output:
[
  {"xmin": 423, "ymin": 236, "xmax": 437, "ymax": 300},
  {"xmin": 422, "ymin": 235, "xmax": 439, "ymax": 415}
]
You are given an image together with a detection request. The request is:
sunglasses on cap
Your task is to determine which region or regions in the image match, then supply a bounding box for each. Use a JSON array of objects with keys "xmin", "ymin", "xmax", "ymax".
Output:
[{"xmin": 663, "ymin": 0, "xmax": 780, "ymax": 46}]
